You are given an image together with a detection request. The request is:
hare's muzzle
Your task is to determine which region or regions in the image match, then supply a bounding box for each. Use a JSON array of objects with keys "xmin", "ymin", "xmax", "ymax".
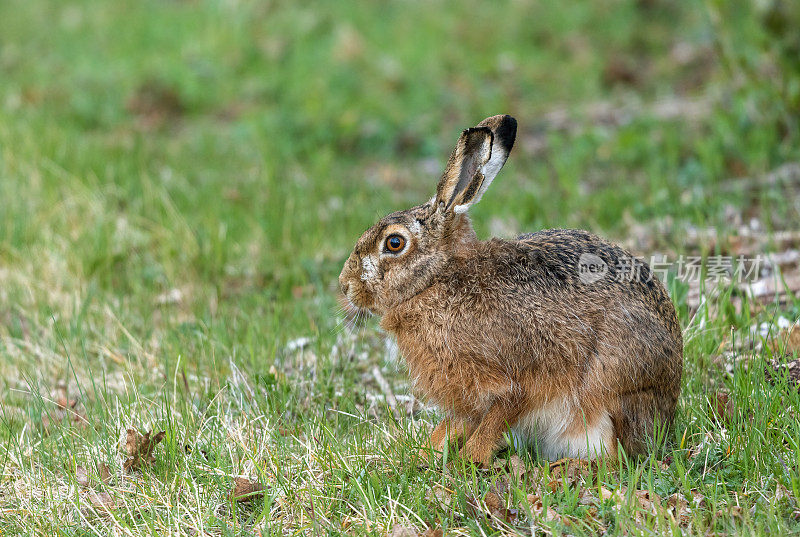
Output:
[{"xmin": 338, "ymin": 260, "xmax": 354, "ymax": 298}]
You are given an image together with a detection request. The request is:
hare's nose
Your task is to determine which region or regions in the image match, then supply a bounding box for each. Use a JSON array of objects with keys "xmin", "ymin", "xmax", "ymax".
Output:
[{"xmin": 340, "ymin": 279, "xmax": 350, "ymax": 296}]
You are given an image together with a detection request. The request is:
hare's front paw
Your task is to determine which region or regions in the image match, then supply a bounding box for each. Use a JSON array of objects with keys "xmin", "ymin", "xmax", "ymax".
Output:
[
  {"xmin": 417, "ymin": 416, "xmax": 476, "ymax": 463},
  {"xmin": 458, "ymin": 396, "xmax": 525, "ymax": 467},
  {"xmin": 459, "ymin": 435, "xmax": 498, "ymax": 468}
]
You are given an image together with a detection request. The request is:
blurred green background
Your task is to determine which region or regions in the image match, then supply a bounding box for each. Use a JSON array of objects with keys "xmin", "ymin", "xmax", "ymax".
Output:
[
  {"xmin": 2, "ymin": 0, "xmax": 800, "ymax": 414},
  {"xmin": 1, "ymin": 0, "xmax": 798, "ymax": 333},
  {"xmin": 3, "ymin": 0, "xmax": 800, "ymax": 404}
]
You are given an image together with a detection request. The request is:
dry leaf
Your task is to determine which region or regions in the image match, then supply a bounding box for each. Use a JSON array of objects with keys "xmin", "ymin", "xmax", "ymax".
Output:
[
  {"xmin": 607, "ymin": 488, "xmax": 663, "ymax": 524},
  {"xmin": 425, "ymin": 485, "xmax": 455, "ymax": 510},
  {"xmin": 231, "ymin": 477, "xmax": 265, "ymax": 503},
  {"xmin": 55, "ymin": 396, "xmax": 77, "ymax": 410},
  {"xmin": 39, "ymin": 391, "xmax": 86, "ymax": 434},
  {"xmin": 664, "ymin": 492, "xmax": 692, "ymax": 526},
  {"xmin": 611, "ymin": 486, "xmax": 628, "ymax": 504},
  {"xmin": 126, "ymin": 80, "xmax": 184, "ymax": 129},
  {"xmin": 711, "ymin": 391, "xmax": 735, "ymax": 424},
  {"xmin": 74, "ymin": 463, "xmax": 112, "ymax": 488},
  {"xmin": 389, "ymin": 524, "xmax": 440, "ymax": 537},
  {"xmin": 547, "ymin": 458, "xmax": 598, "ymax": 491},
  {"xmin": 123, "ymin": 428, "xmax": 166, "ymax": 471},
  {"xmin": 389, "ymin": 526, "xmax": 414, "ymax": 537},
  {"xmin": 492, "ymin": 454, "xmax": 527, "ymax": 478},
  {"xmin": 526, "ymin": 494, "xmax": 563, "ymax": 523},
  {"xmin": 577, "ymin": 485, "xmax": 614, "ymax": 506},
  {"xmin": 86, "ymin": 490, "xmax": 116, "ymax": 513},
  {"xmin": 768, "ymin": 322, "xmax": 800, "ymax": 355},
  {"xmin": 75, "ymin": 465, "xmax": 90, "ymax": 488},
  {"xmin": 462, "ymin": 492, "xmax": 521, "ymax": 526},
  {"xmin": 484, "ymin": 491, "xmax": 502, "ymax": 511},
  {"xmin": 507, "ymin": 454, "xmax": 526, "ymax": 480},
  {"xmin": 602, "ymin": 56, "xmax": 641, "ymax": 88},
  {"xmin": 726, "ymin": 505, "xmax": 743, "ymax": 519},
  {"xmin": 98, "ymin": 463, "xmax": 112, "ymax": 484},
  {"xmin": 482, "ymin": 491, "xmax": 521, "ymax": 524},
  {"xmin": 577, "ymin": 489, "xmax": 594, "ymax": 505},
  {"xmin": 633, "ymin": 489, "xmax": 661, "ymax": 515}
]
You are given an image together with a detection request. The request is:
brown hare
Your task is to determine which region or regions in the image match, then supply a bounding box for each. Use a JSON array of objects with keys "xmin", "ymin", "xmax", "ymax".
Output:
[{"xmin": 339, "ymin": 115, "xmax": 683, "ymax": 466}]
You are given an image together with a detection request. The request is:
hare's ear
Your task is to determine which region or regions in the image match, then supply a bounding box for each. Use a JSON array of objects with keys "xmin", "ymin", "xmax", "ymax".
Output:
[{"xmin": 434, "ymin": 115, "xmax": 517, "ymax": 214}]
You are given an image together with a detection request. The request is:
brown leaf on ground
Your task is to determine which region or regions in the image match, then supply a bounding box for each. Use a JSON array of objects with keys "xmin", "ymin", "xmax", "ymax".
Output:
[
  {"xmin": 492, "ymin": 454, "xmax": 530, "ymax": 482},
  {"xmin": 711, "ymin": 391, "xmax": 736, "ymax": 424},
  {"xmin": 662, "ymin": 490, "xmax": 704, "ymax": 528},
  {"xmin": 40, "ymin": 388, "xmax": 88, "ymax": 435},
  {"xmin": 578, "ymin": 485, "xmax": 615, "ymax": 505},
  {"xmin": 230, "ymin": 477, "xmax": 265, "ymax": 503},
  {"xmin": 633, "ymin": 489, "xmax": 661, "ymax": 515},
  {"xmin": 98, "ymin": 462, "xmax": 112, "ymax": 484},
  {"xmin": 605, "ymin": 487, "xmax": 663, "ymax": 524},
  {"xmin": 394, "ymin": 524, "xmax": 443, "ymax": 537},
  {"xmin": 55, "ymin": 396, "xmax": 77, "ymax": 410},
  {"xmin": 663, "ymin": 492, "xmax": 692, "ymax": 527},
  {"xmin": 547, "ymin": 458, "xmax": 598, "ymax": 491},
  {"xmin": 425, "ymin": 484, "xmax": 456, "ymax": 510},
  {"xmin": 768, "ymin": 322, "xmax": 800, "ymax": 355},
  {"xmin": 75, "ymin": 465, "xmax": 90, "ymax": 488},
  {"xmin": 582, "ymin": 504, "xmax": 607, "ymax": 532},
  {"xmin": 483, "ymin": 491, "xmax": 522, "ymax": 525},
  {"xmin": 724, "ymin": 505, "xmax": 744, "ymax": 519},
  {"xmin": 507, "ymin": 454, "xmax": 526, "ymax": 480},
  {"xmin": 388, "ymin": 525, "xmax": 443, "ymax": 537},
  {"xmin": 526, "ymin": 494, "xmax": 563, "ymax": 523},
  {"xmin": 123, "ymin": 428, "xmax": 166, "ymax": 471},
  {"xmin": 484, "ymin": 491, "xmax": 502, "ymax": 511},
  {"xmin": 84, "ymin": 490, "xmax": 116, "ymax": 515},
  {"xmin": 388, "ymin": 525, "xmax": 415, "ymax": 537},
  {"xmin": 74, "ymin": 462, "xmax": 112, "ymax": 488}
]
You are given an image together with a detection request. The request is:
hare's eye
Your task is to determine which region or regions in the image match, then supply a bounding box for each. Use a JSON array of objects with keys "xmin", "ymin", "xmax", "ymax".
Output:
[{"xmin": 385, "ymin": 234, "xmax": 406, "ymax": 253}]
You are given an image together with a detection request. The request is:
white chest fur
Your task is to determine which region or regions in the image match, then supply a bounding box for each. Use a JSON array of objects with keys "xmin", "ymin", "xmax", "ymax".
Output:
[{"xmin": 511, "ymin": 396, "xmax": 614, "ymax": 460}]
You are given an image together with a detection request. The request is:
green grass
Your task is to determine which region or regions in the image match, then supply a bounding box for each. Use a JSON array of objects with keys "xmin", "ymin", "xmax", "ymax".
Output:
[{"xmin": 2, "ymin": 0, "xmax": 800, "ymax": 534}]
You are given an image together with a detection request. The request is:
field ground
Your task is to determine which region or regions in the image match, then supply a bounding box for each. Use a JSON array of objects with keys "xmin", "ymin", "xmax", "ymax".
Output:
[{"xmin": 2, "ymin": 0, "xmax": 800, "ymax": 535}]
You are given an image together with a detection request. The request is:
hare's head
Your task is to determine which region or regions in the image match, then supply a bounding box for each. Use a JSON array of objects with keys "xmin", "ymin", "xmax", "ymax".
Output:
[{"xmin": 339, "ymin": 115, "xmax": 517, "ymax": 315}]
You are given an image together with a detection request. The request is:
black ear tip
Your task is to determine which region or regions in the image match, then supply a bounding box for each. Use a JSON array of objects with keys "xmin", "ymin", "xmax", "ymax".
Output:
[
  {"xmin": 494, "ymin": 115, "xmax": 517, "ymax": 152},
  {"xmin": 477, "ymin": 114, "xmax": 517, "ymax": 152}
]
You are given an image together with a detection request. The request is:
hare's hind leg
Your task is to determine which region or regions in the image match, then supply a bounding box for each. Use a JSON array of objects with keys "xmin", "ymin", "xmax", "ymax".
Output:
[{"xmin": 612, "ymin": 388, "xmax": 677, "ymax": 456}]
